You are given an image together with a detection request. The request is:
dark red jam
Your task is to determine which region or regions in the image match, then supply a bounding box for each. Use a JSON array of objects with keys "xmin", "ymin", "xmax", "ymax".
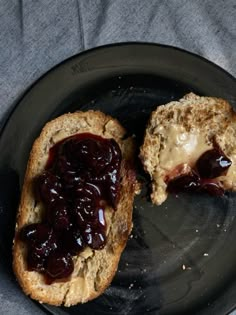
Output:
[
  {"xmin": 196, "ymin": 148, "xmax": 232, "ymax": 179},
  {"xmin": 20, "ymin": 133, "xmax": 122, "ymax": 282},
  {"xmin": 167, "ymin": 171, "xmax": 201, "ymax": 193},
  {"xmin": 167, "ymin": 147, "xmax": 232, "ymax": 196}
]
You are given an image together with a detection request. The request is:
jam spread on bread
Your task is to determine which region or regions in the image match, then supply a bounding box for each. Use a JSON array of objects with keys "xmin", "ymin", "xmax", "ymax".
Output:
[
  {"xmin": 196, "ymin": 148, "xmax": 232, "ymax": 179},
  {"xmin": 20, "ymin": 133, "xmax": 122, "ymax": 282},
  {"xmin": 167, "ymin": 147, "xmax": 232, "ymax": 195}
]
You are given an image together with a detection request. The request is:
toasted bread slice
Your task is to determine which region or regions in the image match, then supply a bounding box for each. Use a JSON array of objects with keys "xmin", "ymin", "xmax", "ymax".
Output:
[
  {"xmin": 13, "ymin": 111, "xmax": 136, "ymax": 306},
  {"xmin": 140, "ymin": 93, "xmax": 236, "ymax": 205}
]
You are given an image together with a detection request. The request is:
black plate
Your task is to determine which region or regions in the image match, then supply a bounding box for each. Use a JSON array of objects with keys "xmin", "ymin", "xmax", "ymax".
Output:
[{"xmin": 1, "ymin": 43, "xmax": 236, "ymax": 315}]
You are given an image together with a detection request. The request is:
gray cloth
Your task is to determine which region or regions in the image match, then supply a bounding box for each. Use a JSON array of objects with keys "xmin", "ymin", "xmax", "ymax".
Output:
[{"xmin": 0, "ymin": 1, "xmax": 236, "ymax": 314}]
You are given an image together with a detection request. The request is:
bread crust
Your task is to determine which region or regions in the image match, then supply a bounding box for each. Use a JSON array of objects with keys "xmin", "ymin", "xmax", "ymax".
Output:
[
  {"xmin": 13, "ymin": 110, "xmax": 136, "ymax": 306},
  {"xmin": 140, "ymin": 93, "xmax": 236, "ymax": 205}
]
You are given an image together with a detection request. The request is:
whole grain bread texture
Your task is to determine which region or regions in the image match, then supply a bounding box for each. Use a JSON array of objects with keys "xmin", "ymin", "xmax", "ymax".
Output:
[
  {"xmin": 13, "ymin": 111, "xmax": 137, "ymax": 306},
  {"xmin": 140, "ymin": 93, "xmax": 236, "ymax": 205}
]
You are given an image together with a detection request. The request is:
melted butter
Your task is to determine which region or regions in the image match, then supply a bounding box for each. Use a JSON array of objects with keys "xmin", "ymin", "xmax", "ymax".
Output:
[{"xmin": 159, "ymin": 125, "xmax": 211, "ymax": 171}]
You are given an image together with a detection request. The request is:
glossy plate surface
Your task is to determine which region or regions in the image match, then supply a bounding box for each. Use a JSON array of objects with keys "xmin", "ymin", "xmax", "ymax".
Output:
[{"xmin": 0, "ymin": 43, "xmax": 236, "ymax": 315}]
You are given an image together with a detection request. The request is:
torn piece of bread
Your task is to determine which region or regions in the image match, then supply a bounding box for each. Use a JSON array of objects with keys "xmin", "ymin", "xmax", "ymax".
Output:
[
  {"xmin": 140, "ymin": 93, "xmax": 236, "ymax": 205},
  {"xmin": 13, "ymin": 111, "xmax": 137, "ymax": 306}
]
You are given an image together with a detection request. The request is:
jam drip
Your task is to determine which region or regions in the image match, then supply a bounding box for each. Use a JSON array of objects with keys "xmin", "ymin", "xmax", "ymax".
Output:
[
  {"xmin": 20, "ymin": 133, "xmax": 122, "ymax": 282},
  {"xmin": 167, "ymin": 147, "xmax": 232, "ymax": 196}
]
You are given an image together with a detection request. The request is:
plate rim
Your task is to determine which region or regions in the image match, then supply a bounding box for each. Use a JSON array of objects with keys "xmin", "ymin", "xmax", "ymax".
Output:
[
  {"xmin": 1, "ymin": 41, "xmax": 236, "ymax": 138},
  {"xmin": 1, "ymin": 42, "xmax": 236, "ymax": 315}
]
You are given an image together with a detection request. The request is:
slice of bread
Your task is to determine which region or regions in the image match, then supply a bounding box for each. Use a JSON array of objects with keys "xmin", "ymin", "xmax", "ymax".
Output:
[
  {"xmin": 140, "ymin": 93, "xmax": 236, "ymax": 205},
  {"xmin": 13, "ymin": 110, "xmax": 137, "ymax": 306}
]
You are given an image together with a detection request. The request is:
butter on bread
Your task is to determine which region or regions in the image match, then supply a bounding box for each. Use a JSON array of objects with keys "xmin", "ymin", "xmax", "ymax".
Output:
[
  {"xmin": 13, "ymin": 110, "xmax": 137, "ymax": 306},
  {"xmin": 140, "ymin": 93, "xmax": 236, "ymax": 205}
]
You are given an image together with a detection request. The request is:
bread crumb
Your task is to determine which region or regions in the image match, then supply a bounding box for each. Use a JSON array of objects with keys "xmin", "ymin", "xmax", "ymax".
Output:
[{"xmin": 128, "ymin": 283, "xmax": 134, "ymax": 289}]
